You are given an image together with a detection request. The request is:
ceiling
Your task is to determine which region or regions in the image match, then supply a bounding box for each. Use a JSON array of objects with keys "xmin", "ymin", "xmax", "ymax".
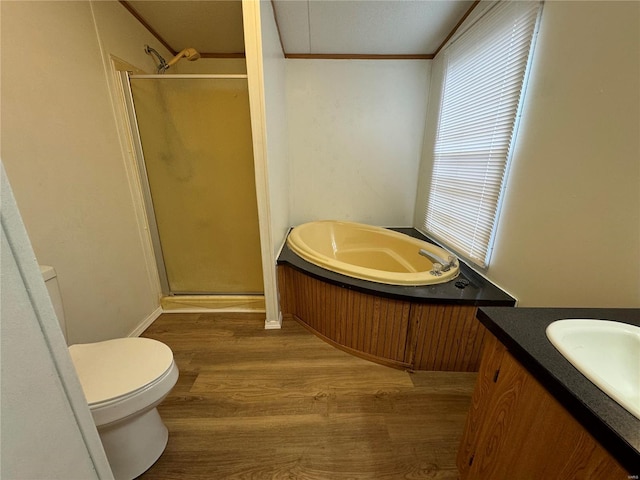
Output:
[{"xmin": 124, "ymin": 0, "xmax": 476, "ymax": 58}]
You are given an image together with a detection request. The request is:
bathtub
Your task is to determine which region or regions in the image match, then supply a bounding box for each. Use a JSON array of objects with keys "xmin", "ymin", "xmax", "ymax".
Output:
[{"xmin": 286, "ymin": 220, "xmax": 459, "ymax": 286}]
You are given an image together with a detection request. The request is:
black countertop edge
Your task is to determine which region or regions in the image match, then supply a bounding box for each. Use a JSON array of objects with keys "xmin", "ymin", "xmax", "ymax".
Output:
[
  {"xmin": 477, "ymin": 307, "xmax": 640, "ymax": 473},
  {"xmin": 277, "ymin": 227, "xmax": 515, "ymax": 307}
]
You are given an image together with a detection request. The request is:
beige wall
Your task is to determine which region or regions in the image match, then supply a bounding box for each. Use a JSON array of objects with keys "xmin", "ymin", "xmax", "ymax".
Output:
[
  {"xmin": 1, "ymin": 166, "xmax": 112, "ymax": 479},
  {"xmin": 0, "ymin": 1, "xmax": 169, "ymax": 343},
  {"xmin": 173, "ymin": 58, "xmax": 247, "ymax": 75},
  {"xmin": 416, "ymin": 1, "xmax": 640, "ymax": 307}
]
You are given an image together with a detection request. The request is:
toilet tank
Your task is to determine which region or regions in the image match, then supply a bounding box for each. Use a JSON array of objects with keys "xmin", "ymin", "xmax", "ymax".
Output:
[{"xmin": 40, "ymin": 265, "xmax": 67, "ymax": 342}]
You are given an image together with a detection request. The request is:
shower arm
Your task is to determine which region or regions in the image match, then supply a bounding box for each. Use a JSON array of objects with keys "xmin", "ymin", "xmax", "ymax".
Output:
[{"xmin": 144, "ymin": 45, "xmax": 169, "ymax": 74}]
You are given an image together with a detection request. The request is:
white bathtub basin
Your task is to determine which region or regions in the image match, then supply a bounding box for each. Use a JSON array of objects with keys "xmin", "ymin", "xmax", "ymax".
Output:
[{"xmin": 546, "ymin": 319, "xmax": 640, "ymax": 420}]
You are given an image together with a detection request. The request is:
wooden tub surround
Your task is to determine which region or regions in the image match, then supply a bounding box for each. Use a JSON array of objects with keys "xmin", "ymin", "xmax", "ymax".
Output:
[{"xmin": 277, "ymin": 227, "xmax": 515, "ymax": 372}]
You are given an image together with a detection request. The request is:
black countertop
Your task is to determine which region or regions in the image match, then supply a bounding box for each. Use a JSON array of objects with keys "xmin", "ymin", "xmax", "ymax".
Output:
[
  {"xmin": 477, "ymin": 307, "xmax": 640, "ymax": 473},
  {"xmin": 277, "ymin": 228, "xmax": 515, "ymax": 306}
]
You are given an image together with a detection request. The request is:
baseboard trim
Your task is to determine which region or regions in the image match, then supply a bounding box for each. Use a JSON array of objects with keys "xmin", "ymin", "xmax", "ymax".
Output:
[
  {"xmin": 128, "ymin": 306, "xmax": 163, "ymax": 337},
  {"xmin": 264, "ymin": 311, "xmax": 282, "ymax": 330}
]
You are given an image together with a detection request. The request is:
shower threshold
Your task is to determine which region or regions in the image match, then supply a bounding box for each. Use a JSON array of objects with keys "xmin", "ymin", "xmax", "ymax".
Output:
[{"xmin": 161, "ymin": 295, "xmax": 265, "ymax": 313}]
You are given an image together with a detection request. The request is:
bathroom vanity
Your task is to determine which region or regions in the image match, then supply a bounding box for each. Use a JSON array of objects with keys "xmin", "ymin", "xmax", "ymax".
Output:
[{"xmin": 458, "ymin": 307, "xmax": 639, "ymax": 478}]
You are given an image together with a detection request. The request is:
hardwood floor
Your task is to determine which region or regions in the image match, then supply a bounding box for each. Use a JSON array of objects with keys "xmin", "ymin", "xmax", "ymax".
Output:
[{"xmin": 139, "ymin": 313, "xmax": 476, "ymax": 479}]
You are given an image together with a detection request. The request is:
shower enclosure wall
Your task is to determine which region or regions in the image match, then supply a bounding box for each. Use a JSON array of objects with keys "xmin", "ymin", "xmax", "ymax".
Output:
[{"xmin": 121, "ymin": 72, "xmax": 264, "ymax": 297}]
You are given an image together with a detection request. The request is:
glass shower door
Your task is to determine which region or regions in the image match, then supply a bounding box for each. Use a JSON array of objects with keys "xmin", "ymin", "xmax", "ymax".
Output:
[{"xmin": 129, "ymin": 77, "xmax": 263, "ymax": 294}]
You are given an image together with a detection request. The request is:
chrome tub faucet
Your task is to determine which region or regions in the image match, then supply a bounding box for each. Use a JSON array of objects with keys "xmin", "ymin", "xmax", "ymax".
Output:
[{"xmin": 419, "ymin": 249, "xmax": 458, "ymax": 276}]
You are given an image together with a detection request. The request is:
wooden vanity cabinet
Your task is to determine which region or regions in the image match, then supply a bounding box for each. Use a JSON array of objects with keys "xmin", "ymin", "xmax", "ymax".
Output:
[{"xmin": 457, "ymin": 333, "xmax": 629, "ymax": 479}]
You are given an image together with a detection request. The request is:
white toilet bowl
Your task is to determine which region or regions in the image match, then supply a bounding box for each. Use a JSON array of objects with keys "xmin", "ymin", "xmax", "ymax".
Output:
[
  {"xmin": 69, "ymin": 338, "xmax": 179, "ymax": 480},
  {"xmin": 41, "ymin": 266, "xmax": 178, "ymax": 480}
]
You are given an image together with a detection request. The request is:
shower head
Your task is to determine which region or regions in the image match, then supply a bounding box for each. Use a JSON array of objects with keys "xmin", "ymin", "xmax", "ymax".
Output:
[
  {"xmin": 166, "ymin": 48, "xmax": 201, "ymax": 68},
  {"xmin": 144, "ymin": 45, "xmax": 201, "ymax": 74}
]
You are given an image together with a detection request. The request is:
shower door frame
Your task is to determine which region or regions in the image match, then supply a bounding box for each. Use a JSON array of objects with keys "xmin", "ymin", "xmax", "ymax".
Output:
[{"xmin": 119, "ymin": 71, "xmax": 252, "ymax": 296}]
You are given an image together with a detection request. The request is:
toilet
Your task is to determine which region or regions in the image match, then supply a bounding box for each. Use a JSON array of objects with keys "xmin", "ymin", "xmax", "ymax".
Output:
[{"xmin": 40, "ymin": 265, "xmax": 178, "ymax": 480}]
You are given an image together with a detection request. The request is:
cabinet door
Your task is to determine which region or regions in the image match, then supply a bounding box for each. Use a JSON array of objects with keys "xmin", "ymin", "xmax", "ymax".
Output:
[
  {"xmin": 458, "ymin": 333, "xmax": 628, "ymax": 479},
  {"xmin": 457, "ymin": 333, "xmax": 507, "ymax": 477}
]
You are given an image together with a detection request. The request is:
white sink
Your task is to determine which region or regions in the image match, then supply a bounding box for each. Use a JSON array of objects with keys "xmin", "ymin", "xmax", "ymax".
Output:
[{"xmin": 546, "ymin": 319, "xmax": 640, "ymax": 420}]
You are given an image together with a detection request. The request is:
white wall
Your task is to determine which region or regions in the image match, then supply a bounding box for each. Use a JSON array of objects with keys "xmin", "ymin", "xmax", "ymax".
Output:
[
  {"xmin": 0, "ymin": 1, "xmax": 166, "ymax": 343},
  {"xmin": 287, "ymin": 59, "xmax": 430, "ymax": 227},
  {"xmin": 416, "ymin": 1, "xmax": 640, "ymax": 307},
  {"xmin": 261, "ymin": 0, "xmax": 290, "ymax": 252}
]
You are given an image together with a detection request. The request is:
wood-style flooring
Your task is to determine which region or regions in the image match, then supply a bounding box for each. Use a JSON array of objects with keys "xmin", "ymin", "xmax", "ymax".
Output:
[{"xmin": 139, "ymin": 313, "xmax": 476, "ymax": 479}]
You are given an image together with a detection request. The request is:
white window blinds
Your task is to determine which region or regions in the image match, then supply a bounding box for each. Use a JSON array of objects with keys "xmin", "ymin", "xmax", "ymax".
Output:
[{"xmin": 424, "ymin": 1, "xmax": 542, "ymax": 268}]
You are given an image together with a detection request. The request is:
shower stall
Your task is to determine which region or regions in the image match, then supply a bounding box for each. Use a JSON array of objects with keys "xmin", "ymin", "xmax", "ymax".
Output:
[{"xmin": 120, "ymin": 72, "xmax": 264, "ymax": 299}]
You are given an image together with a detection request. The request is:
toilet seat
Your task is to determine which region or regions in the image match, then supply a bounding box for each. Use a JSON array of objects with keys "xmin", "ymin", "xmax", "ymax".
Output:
[{"xmin": 69, "ymin": 337, "xmax": 178, "ymax": 427}]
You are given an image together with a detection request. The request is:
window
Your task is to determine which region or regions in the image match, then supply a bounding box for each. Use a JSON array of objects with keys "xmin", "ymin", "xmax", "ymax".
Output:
[{"xmin": 424, "ymin": 1, "xmax": 542, "ymax": 268}]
